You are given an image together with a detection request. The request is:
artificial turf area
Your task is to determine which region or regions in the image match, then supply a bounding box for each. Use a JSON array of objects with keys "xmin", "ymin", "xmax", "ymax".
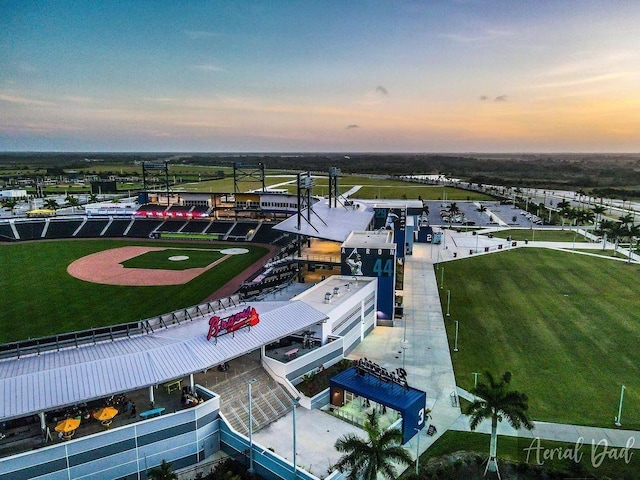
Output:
[
  {"xmin": 0, "ymin": 239, "xmax": 268, "ymax": 343},
  {"xmin": 439, "ymin": 248, "xmax": 639, "ymax": 429}
]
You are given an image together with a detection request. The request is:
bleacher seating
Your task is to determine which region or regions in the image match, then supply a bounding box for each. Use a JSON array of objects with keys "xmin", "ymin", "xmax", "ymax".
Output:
[
  {"xmin": 45, "ymin": 220, "xmax": 83, "ymax": 239},
  {"xmin": 14, "ymin": 221, "xmax": 45, "ymax": 240},
  {"xmin": 102, "ymin": 219, "xmax": 131, "ymax": 237},
  {"xmin": 228, "ymin": 221, "xmax": 258, "ymax": 239},
  {"xmin": 180, "ymin": 221, "xmax": 209, "ymax": 234},
  {"xmin": 156, "ymin": 220, "xmax": 186, "ymax": 232},
  {"xmin": 190, "ymin": 206, "xmax": 210, "ymax": 217},
  {"xmin": 75, "ymin": 219, "xmax": 109, "ymax": 238},
  {"xmin": 134, "ymin": 204, "xmax": 167, "ymax": 218},
  {"xmin": 251, "ymin": 224, "xmax": 280, "ymax": 244},
  {"xmin": 126, "ymin": 219, "xmax": 163, "ymax": 237},
  {"xmin": 204, "ymin": 221, "xmax": 234, "ymax": 235},
  {"xmin": 0, "ymin": 223, "xmax": 16, "ymax": 241}
]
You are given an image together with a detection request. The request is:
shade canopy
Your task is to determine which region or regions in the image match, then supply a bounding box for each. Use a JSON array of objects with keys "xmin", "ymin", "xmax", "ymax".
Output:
[
  {"xmin": 93, "ymin": 406, "xmax": 118, "ymax": 421},
  {"xmin": 55, "ymin": 417, "xmax": 80, "ymax": 433}
]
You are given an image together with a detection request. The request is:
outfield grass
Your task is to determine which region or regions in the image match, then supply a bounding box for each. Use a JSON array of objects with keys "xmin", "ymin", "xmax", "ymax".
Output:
[
  {"xmin": 439, "ymin": 249, "xmax": 639, "ymax": 429},
  {"xmin": 0, "ymin": 240, "xmax": 268, "ymax": 343},
  {"xmin": 403, "ymin": 430, "xmax": 639, "ymax": 479},
  {"xmin": 121, "ymin": 248, "xmax": 224, "ymax": 270},
  {"xmin": 492, "ymin": 229, "xmax": 588, "ymax": 242}
]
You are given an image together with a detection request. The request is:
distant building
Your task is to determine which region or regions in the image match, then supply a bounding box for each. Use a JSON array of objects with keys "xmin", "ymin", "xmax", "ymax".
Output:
[{"xmin": 0, "ymin": 189, "xmax": 28, "ymax": 200}]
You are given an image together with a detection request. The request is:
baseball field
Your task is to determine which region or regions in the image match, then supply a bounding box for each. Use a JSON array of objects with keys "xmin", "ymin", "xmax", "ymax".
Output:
[{"xmin": 0, "ymin": 239, "xmax": 270, "ymax": 343}]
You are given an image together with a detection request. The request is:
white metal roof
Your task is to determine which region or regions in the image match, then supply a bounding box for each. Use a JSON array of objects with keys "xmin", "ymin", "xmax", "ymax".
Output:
[
  {"xmin": 0, "ymin": 301, "xmax": 328, "ymax": 421},
  {"xmin": 273, "ymin": 199, "xmax": 374, "ymax": 242}
]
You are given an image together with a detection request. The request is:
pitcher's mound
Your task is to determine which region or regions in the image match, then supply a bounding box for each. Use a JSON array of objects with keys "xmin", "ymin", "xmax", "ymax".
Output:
[{"xmin": 168, "ymin": 255, "xmax": 189, "ymax": 261}]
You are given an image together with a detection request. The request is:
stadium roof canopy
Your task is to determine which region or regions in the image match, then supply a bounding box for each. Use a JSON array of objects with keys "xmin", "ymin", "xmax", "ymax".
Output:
[
  {"xmin": 273, "ymin": 199, "xmax": 374, "ymax": 242},
  {"xmin": 0, "ymin": 301, "xmax": 328, "ymax": 421}
]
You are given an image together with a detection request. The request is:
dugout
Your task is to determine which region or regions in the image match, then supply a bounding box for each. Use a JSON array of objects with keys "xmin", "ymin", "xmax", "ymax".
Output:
[{"xmin": 330, "ymin": 362, "xmax": 427, "ymax": 444}]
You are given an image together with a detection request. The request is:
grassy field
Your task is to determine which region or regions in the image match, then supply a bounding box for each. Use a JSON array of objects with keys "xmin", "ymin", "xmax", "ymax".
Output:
[
  {"xmin": 439, "ymin": 249, "xmax": 639, "ymax": 429},
  {"xmin": 491, "ymin": 229, "xmax": 589, "ymax": 242},
  {"xmin": 0, "ymin": 240, "xmax": 268, "ymax": 343},
  {"xmin": 402, "ymin": 430, "xmax": 639, "ymax": 479},
  {"xmin": 121, "ymin": 248, "xmax": 224, "ymax": 270}
]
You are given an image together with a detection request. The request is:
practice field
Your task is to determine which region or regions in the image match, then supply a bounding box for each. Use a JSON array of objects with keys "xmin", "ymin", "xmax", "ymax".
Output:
[
  {"xmin": 0, "ymin": 240, "xmax": 269, "ymax": 343},
  {"xmin": 439, "ymin": 248, "xmax": 639, "ymax": 429}
]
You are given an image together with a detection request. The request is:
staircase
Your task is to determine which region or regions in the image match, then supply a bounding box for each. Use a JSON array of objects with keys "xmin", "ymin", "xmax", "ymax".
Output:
[{"xmin": 215, "ymin": 366, "xmax": 295, "ymax": 436}]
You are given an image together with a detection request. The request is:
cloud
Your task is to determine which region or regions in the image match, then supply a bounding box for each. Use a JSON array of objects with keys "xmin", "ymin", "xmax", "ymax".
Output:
[
  {"xmin": 185, "ymin": 30, "xmax": 219, "ymax": 40},
  {"xmin": 479, "ymin": 95, "xmax": 488, "ymax": 101},
  {"xmin": 439, "ymin": 28, "xmax": 513, "ymax": 43},
  {"xmin": 0, "ymin": 92, "xmax": 56, "ymax": 107},
  {"xmin": 494, "ymin": 95, "xmax": 508, "ymax": 102},
  {"xmin": 192, "ymin": 64, "xmax": 225, "ymax": 72},
  {"xmin": 376, "ymin": 86, "xmax": 389, "ymax": 95},
  {"xmin": 346, "ymin": 124, "xmax": 360, "ymax": 129}
]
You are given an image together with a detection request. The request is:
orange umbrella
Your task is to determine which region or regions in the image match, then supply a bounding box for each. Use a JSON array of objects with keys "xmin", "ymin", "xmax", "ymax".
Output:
[
  {"xmin": 55, "ymin": 417, "xmax": 81, "ymax": 433},
  {"xmin": 93, "ymin": 406, "xmax": 119, "ymax": 422}
]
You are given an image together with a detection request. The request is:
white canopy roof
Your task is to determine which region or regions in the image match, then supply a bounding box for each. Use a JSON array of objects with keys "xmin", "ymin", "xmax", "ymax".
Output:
[
  {"xmin": 0, "ymin": 301, "xmax": 328, "ymax": 420},
  {"xmin": 273, "ymin": 199, "xmax": 374, "ymax": 242}
]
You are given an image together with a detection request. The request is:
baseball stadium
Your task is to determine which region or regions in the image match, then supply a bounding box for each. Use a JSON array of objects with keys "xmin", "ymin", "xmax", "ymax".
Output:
[{"xmin": 1, "ymin": 172, "xmax": 638, "ymax": 480}]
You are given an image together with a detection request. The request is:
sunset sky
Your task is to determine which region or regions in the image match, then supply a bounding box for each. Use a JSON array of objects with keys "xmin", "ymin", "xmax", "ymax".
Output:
[{"xmin": 2, "ymin": 1, "xmax": 640, "ymax": 152}]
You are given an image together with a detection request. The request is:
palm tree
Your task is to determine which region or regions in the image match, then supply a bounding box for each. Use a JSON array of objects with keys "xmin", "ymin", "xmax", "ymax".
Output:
[
  {"xmin": 334, "ymin": 410, "xmax": 413, "ymax": 480},
  {"xmin": 467, "ymin": 371, "xmax": 534, "ymax": 476},
  {"xmin": 65, "ymin": 195, "xmax": 81, "ymax": 212},
  {"xmin": 1, "ymin": 199, "xmax": 18, "ymax": 215},
  {"xmin": 43, "ymin": 199, "xmax": 60, "ymax": 211},
  {"xmin": 147, "ymin": 459, "xmax": 177, "ymax": 480},
  {"xmin": 591, "ymin": 205, "xmax": 606, "ymax": 226},
  {"xmin": 447, "ymin": 202, "xmax": 460, "ymax": 227},
  {"xmin": 557, "ymin": 200, "xmax": 571, "ymax": 228}
]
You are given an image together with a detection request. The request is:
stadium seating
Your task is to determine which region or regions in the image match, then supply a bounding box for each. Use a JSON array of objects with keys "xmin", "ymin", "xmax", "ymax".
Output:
[
  {"xmin": 14, "ymin": 221, "xmax": 45, "ymax": 240},
  {"xmin": 102, "ymin": 219, "xmax": 132, "ymax": 237},
  {"xmin": 0, "ymin": 223, "xmax": 16, "ymax": 241},
  {"xmin": 156, "ymin": 220, "xmax": 186, "ymax": 232},
  {"xmin": 180, "ymin": 220, "xmax": 209, "ymax": 234},
  {"xmin": 45, "ymin": 220, "xmax": 83, "ymax": 239},
  {"xmin": 126, "ymin": 219, "xmax": 163, "ymax": 237},
  {"xmin": 75, "ymin": 219, "xmax": 109, "ymax": 238}
]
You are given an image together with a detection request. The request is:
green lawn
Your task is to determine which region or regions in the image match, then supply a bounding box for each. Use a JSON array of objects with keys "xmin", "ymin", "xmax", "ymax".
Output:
[
  {"xmin": 492, "ymin": 229, "xmax": 588, "ymax": 242},
  {"xmin": 439, "ymin": 249, "xmax": 639, "ymax": 429},
  {"xmin": 121, "ymin": 248, "xmax": 224, "ymax": 270},
  {"xmin": 403, "ymin": 430, "xmax": 639, "ymax": 479},
  {"xmin": 0, "ymin": 240, "xmax": 268, "ymax": 343}
]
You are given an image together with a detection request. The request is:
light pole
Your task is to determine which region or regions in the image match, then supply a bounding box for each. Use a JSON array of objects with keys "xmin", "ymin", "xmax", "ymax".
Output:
[
  {"xmin": 292, "ymin": 397, "xmax": 300, "ymax": 479},
  {"xmin": 401, "ymin": 344, "xmax": 408, "ymax": 370},
  {"xmin": 446, "ymin": 290, "xmax": 451, "ymax": 317},
  {"xmin": 453, "ymin": 321, "xmax": 459, "ymax": 352},
  {"xmin": 473, "ymin": 372, "xmax": 479, "ymax": 389},
  {"xmin": 440, "ymin": 266, "xmax": 444, "ymax": 289},
  {"xmin": 414, "ymin": 428, "xmax": 421, "ymax": 475},
  {"xmin": 247, "ymin": 379, "xmax": 257, "ymax": 473},
  {"xmin": 615, "ymin": 385, "xmax": 626, "ymax": 427}
]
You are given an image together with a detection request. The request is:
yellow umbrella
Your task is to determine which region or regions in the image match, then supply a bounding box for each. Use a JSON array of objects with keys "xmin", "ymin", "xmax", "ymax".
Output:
[
  {"xmin": 93, "ymin": 406, "xmax": 119, "ymax": 422},
  {"xmin": 55, "ymin": 417, "xmax": 81, "ymax": 433}
]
